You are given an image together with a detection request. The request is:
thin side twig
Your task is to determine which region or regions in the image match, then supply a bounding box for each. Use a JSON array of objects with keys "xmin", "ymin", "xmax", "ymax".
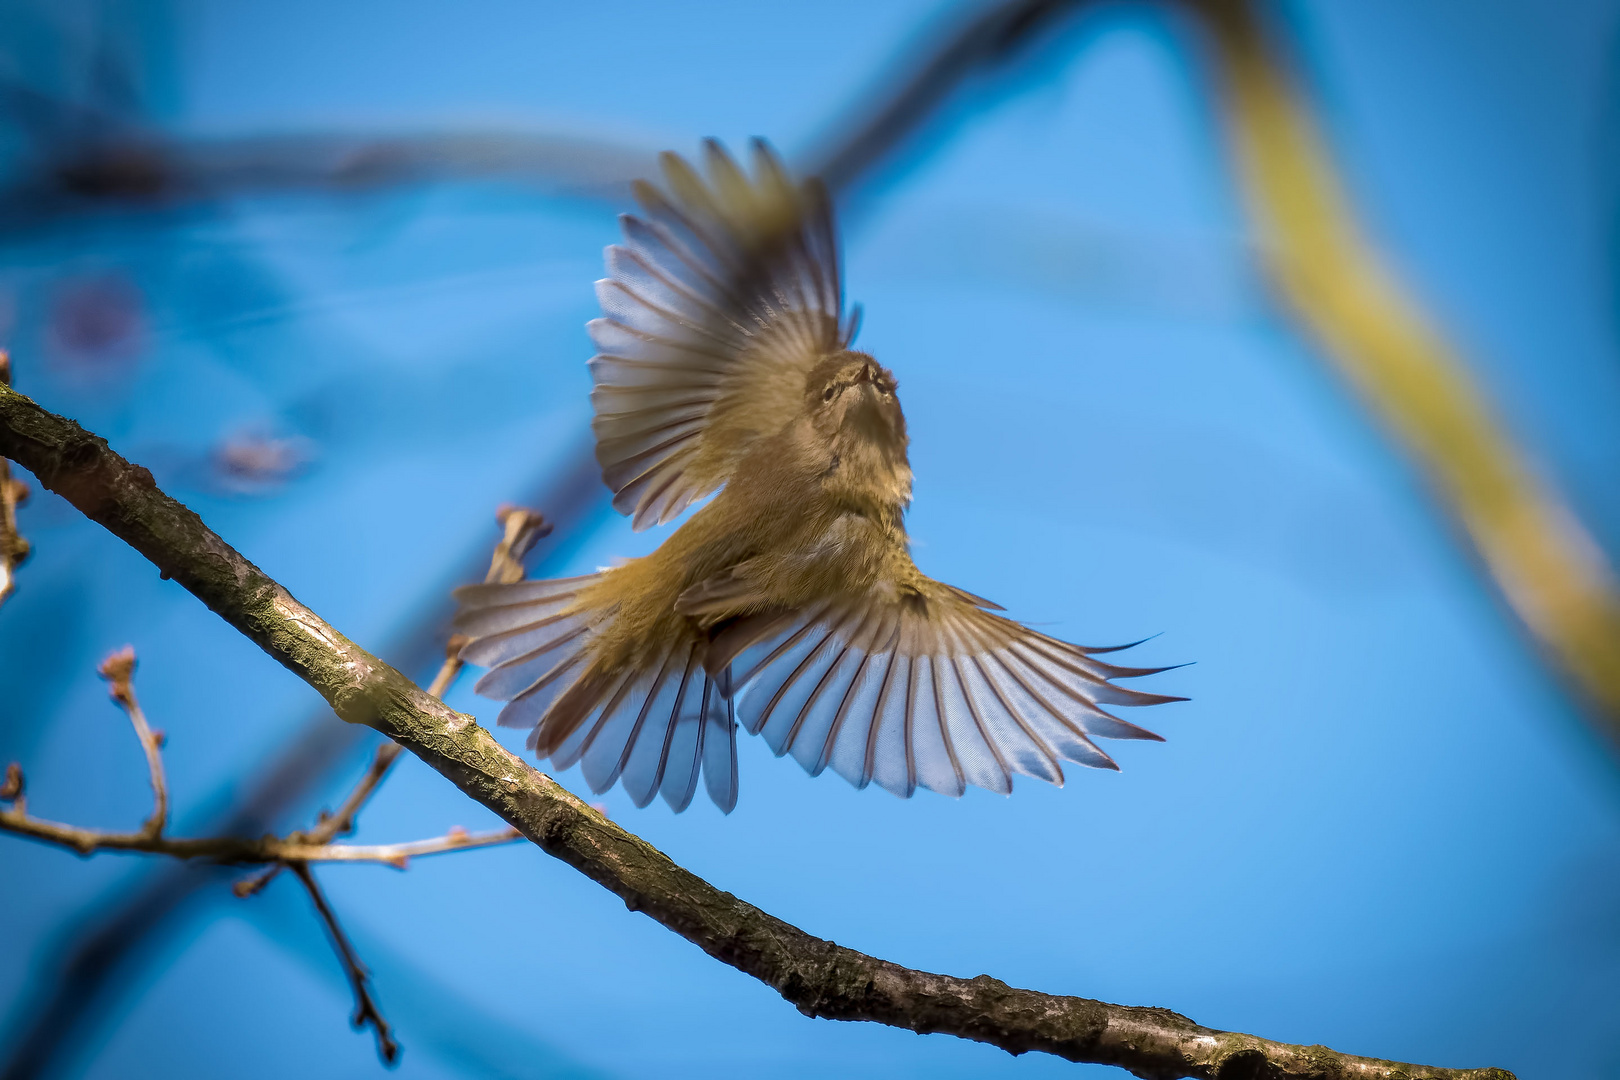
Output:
[
  {"xmin": 0, "ymin": 786, "xmax": 521, "ymax": 864},
  {"xmin": 96, "ymin": 646, "xmax": 167, "ymax": 837},
  {"xmin": 0, "ymin": 383, "xmax": 1514, "ymax": 1080},
  {"xmin": 289, "ymin": 861, "xmax": 400, "ymax": 1065},
  {"xmin": 0, "ymin": 350, "xmax": 29, "ymax": 609},
  {"xmin": 3, "ymin": 641, "xmax": 522, "ymax": 862}
]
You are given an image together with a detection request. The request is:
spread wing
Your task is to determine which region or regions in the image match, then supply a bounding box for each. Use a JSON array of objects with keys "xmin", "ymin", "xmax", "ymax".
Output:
[
  {"xmin": 703, "ymin": 581, "xmax": 1184, "ymax": 799},
  {"xmin": 590, "ymin": 138, "xmax": 855, "ymax": 530}
]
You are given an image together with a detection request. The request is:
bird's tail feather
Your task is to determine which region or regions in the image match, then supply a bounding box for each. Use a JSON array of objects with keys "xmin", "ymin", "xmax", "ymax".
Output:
[{"xmin": 452, "ymin": 574, "xmax": 738, "ymax": 813}]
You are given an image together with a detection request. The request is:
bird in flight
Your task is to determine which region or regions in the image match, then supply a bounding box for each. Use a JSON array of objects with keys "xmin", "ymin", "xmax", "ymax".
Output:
[{"xmin": 454, "ymin": 139, "xmax": 1183, "ymax": 813}]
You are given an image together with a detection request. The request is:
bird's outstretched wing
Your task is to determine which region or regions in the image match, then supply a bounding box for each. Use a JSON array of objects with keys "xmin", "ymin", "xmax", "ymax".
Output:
[
  {"xmin": 590, "ymin": 138, "xmax": 854, "ymax": 530},
  {"xmin": 703, "ymin": 580, "xmax": 1184, "ymax": 798}
]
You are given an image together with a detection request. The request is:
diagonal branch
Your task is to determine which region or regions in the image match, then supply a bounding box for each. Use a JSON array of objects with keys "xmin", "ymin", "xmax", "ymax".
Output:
[
  {"xmin": 1187, "ymin": 0, "xmax": 1620, "ymax": 729},
  {"xmin": 0, "ymin": 387, "xmax": 1512, "ymax": 1080},
  {"xmin": 309, "ymin": 503, "xmax": 547, "ymax": 845},
  {"xmin": 808, "ymin": 0, "xmax": 1620, "ymax": 739},
  {"xmin": 234, "ymin": 504, "xmax": 550, "ymax": 899}
]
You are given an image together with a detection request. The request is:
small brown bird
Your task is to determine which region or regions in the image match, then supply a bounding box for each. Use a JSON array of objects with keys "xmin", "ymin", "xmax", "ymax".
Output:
[{"xmin": 454, "ymin": 139, "xmax": 1183, "ymax": 813}]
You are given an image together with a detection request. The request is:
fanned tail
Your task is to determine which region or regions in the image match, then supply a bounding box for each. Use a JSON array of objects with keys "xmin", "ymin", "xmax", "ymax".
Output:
[
  {"xmin": 452, "ymin": 575, "xmax": 738, "ymax": 813},
  {"xmin": 702, "ymin": 590, "xmax": 1184, "ymax": 800}
]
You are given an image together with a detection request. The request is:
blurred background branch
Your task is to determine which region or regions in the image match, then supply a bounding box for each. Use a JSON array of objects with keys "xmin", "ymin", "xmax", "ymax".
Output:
[
  {"xmin": 0, "ymin": 124, "xmax": 660, "ymax": 233},
  {"xmin": 809, "ymin": 0, "xmax": 1620, "ymax": 735},
  {"xmin": 1190, "ymin": 0, "xmax": 1620, "ymax": 731}
]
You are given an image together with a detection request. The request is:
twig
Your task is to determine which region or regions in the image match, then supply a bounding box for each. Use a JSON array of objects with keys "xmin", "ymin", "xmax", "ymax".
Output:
[
  {"xmin": 1, "ymin": 762, "xmax": 22, "ymax": 814},
  {"xmin": 0, "ymin": 448, "xmax": 602, "ymax": 1080},
  {"xmin": 0, "ymin": 378, "xmax": 1514, "ymax": 1079},
  {"xmin": 289, "ymin": 861, "xmax": 400, "ymax": 1065},
  {"xmin": 1, "ymin": 640, "xmax": 523, "ymax": 865},
  {"xmin": 233, "ymin": 504, "xmax": 549, "ymax": 898},
  {"xmin": 1189, "ymin": 0, "xmax": 1620, "ymax": 729},
  {"xmin": 0, "ymin": 783, "xmax": 520, "ymax": 864},
  {"xmin": 0, "ymin": 634, "xmax": 522, "ymax": 1069},
  {"xmin": 95, "ymin": 646, "xmax": 167, "ymax": 837},
  {"xmin": 0, "ymin": 351, "xmax": 29, "ymax": 609}
]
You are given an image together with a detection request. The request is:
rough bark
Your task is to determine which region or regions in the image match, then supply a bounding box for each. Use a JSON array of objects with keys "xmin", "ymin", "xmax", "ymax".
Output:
[{"xmin": 0, "ymin": 384, "xmax": 1514, "ymax": 1080}]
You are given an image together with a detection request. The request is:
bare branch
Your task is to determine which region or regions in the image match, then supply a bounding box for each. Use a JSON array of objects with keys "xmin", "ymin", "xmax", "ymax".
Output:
[
  {"xmin": 806, "ymin": 0, "xmax": 1090, "ymax": 197},
  {"xmin": 0, "ymin": 351, "xmax": 29, "ymax": 609},
  {"xmin": 3, "ymin": 634, "xmax": 520, "ymax": 868},
  {"xmin": 0, "ymin": 772, "xmax": 521, "ymax": 865},
  {"xmin": 1187, "ymin": 0, "xmax": 1620, "ymax": 728},
  {"xmin": 0, "ymin": 385, "xmax": 1514, "ymax": 1079},
  {"xmin": 0, "ymin": 129, "xmax": 655, "ymax": 234},
  {"xmin": 95, "ymin": 646, "xmax": 167, "ymax": 837},
  {"xmin": 289, "ymin": 861, "xmax": 400, "ymax": 1065},
  {"xmin": 317, "ymin": 504, "xmax": 546, "ymax": 838}
]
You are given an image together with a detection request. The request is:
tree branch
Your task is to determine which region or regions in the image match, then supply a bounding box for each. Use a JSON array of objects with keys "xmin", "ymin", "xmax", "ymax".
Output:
[
  {"xmin": 233, "ymin": 504, "xmax": 549, "ymax": 899},
  {"xmin": 0, "ymin": 391, "xmax": 1513, "ymax": 1079},
  {"xmin": 1187, "ymin": 0, "xmax": 1620, "ymax": 729},
  {"xmin": 0, "ymin": 351, "xmax": 29, "ymax": 609},
  {"xmin": 95, "ymin": 646, "xmax": 168, "ymax": 837},
  {"xmin": 808, "ymin": 0, "xmax": 1620, "ymax": 740},
  {"xmin": 0, "ymin": 128, "xmax": 656, "ymax": 234},
  {"xmin": 2, "ymin": 641, "xmax": 521, "ymax": 1068},
  {"xmin": 311, "ymin": 503, "xmax": 547, "ymax": 843}
]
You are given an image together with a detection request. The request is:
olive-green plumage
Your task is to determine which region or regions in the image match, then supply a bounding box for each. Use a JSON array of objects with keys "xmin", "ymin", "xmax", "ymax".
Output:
[{"xmin": 453, "ymin": 139, "xmax": 1181, "ymax": 814}]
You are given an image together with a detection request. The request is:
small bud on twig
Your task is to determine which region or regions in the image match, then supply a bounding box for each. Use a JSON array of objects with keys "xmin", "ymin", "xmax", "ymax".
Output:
[
  {"xmin": 97, "ymin": 645, "xmax": 137, "ymax": 703},
  {"xmin": 96, "ymin": 645, "xmax": 168, "ymax": 837},
  {"xmin": 1, "ymin": 762, "xmax": 23, "ymax": 802}
]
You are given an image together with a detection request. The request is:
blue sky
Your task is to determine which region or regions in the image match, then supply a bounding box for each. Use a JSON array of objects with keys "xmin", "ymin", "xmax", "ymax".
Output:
[{"xmin": 3, "ymin": 2, "xmax": 1619, "ymax": 1077}]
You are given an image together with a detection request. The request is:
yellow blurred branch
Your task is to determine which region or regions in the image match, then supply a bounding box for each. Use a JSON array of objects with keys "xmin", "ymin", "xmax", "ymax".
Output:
[{"xmin": 1191, "ymin": 0, "xmax": 1620, "ymax": 731}]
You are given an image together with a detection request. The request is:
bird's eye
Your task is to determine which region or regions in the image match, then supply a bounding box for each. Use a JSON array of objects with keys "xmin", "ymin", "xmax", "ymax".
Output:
[{"xmin": 822, "ymin": 386, "xmax": 836, "ymax": 402}]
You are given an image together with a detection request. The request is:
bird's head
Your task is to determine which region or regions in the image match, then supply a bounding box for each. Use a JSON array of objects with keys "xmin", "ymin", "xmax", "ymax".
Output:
[{"xmin": 804, "ymin": 351, "xmax": 906, "ymax": 452}]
